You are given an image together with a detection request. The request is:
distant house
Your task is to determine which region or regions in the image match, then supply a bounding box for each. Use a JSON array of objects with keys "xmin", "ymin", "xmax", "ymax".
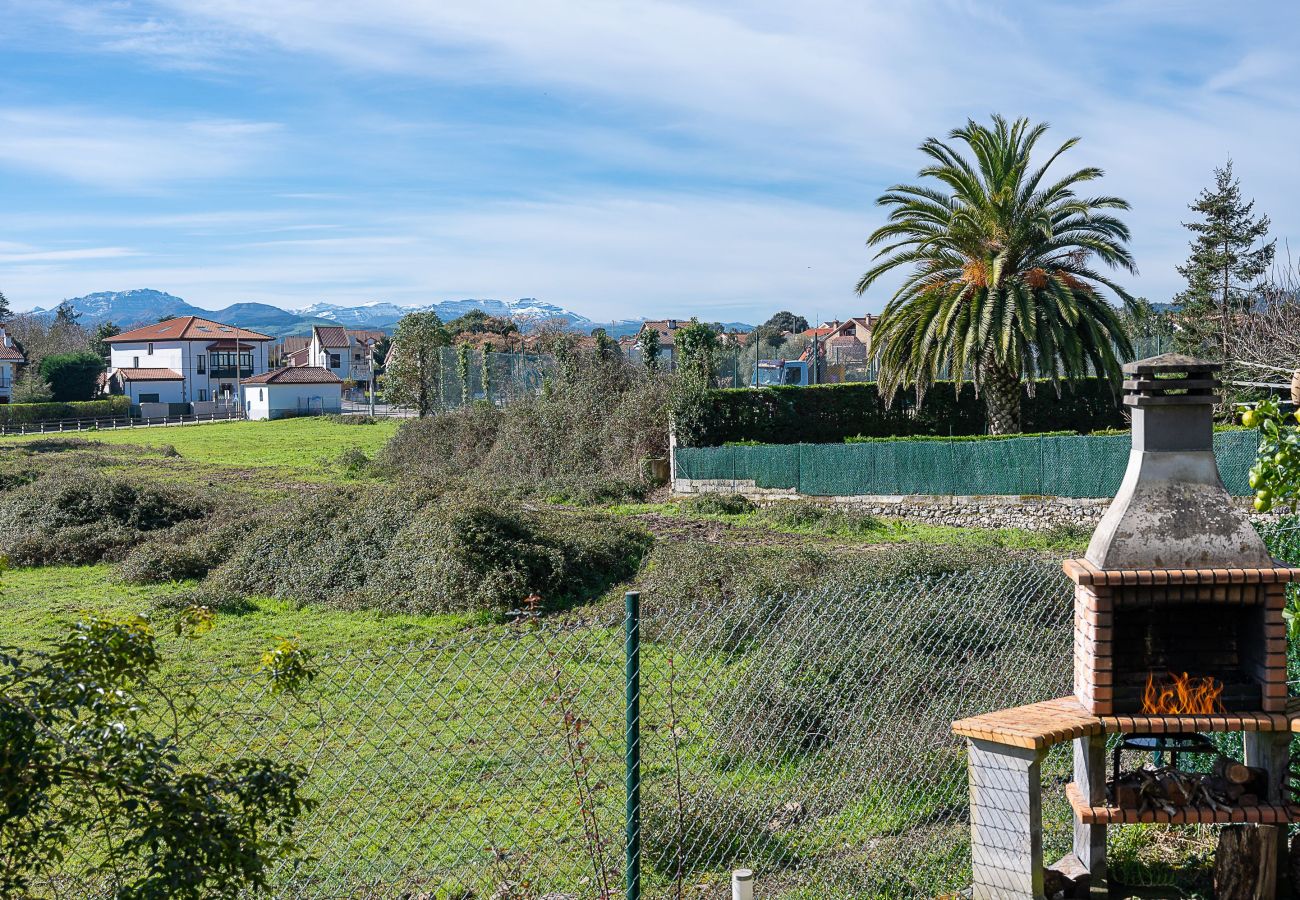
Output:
[
  {"xmin": 302, "ymin": 325, "xmax": 380, "ymax": 386},
  {"xmin": 0, "ymin": 324, "xmax": 25, "ymax": 404},
  {"xmin": 633, "ymin": 319, "xmax": 689, "ymax": 370},
  {"xmin": 802, "ymin": 315, "xmax": 878, "ymax": 365},
  {"xmin": 275, "ymin": 336, "xmax": 310, "ymax": 366},
  {"xmin": 240, "ymin": 366, "xmax": 342, "ymax": 420},
  {"xmin": 823, "ymin": 315, "xmax": 877, "ymax": 363},
  {"xmin": 104, "ymin": 316, "xmax": 273, "ymax": 406}
]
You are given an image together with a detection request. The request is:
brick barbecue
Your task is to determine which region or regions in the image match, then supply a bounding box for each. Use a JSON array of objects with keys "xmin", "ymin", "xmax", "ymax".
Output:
[{"xmin": 952, "ymin": 355, "xmax": 1300, "ymax": 899}]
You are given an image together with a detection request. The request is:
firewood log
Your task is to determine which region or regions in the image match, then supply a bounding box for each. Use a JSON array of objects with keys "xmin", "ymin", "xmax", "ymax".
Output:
[
  {"xmin": 1215, "ymin": 825, "xmax": 1263, "ymax": 899},
  {"xmin": 1214, "ymin": 756, "xmax": 1254, "ymax": 785}
]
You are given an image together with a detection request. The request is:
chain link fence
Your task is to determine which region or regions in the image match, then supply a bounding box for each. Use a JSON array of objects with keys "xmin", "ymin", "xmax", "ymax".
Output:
[{"xmin": 40, "ymin": 520, "xmax": 1300, "ymax": 898}]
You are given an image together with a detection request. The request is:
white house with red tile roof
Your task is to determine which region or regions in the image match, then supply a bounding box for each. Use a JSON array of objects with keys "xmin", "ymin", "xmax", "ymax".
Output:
[
  {"xmin": 240, "ymin": 366, "xmax": 342, "ymax": 420},
  {"xmin": 104, "ymin": 316, "xmax": 272, "ymax": 406},
  {"xmin": 305, "ymin": 325, "xmax": 377, "ymax": 384},
  {"xmin": 0, "ymin": 324, "xmax": 26, "ymax": 403}
]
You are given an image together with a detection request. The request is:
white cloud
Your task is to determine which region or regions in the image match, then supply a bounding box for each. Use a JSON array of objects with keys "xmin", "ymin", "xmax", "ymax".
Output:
[
  {"xmin": 2, "ymin": 193, "xmax": 872, "ymax": 319},
  {"xmin": 0, "ymin": 108, "xmax": 279, "ymax": 189},
  {"xmin": 0, "ymin": 246, "xmax": 138, "ymax": 262}
]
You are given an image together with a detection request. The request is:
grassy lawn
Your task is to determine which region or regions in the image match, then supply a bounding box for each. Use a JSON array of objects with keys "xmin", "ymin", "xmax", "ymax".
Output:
[
  {"xmin": 0, "ymin": 417, "xmax": 401, "ymax": 484},
  {"xmin": 0, "ymin": 565, "xmax": 476, "ymax": 672}
]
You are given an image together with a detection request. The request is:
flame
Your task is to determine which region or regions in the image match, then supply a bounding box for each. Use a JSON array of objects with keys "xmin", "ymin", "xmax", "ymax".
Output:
[{"xmin": 1141, "ymin": 671, "xmax": 1225, "ymax": 715}]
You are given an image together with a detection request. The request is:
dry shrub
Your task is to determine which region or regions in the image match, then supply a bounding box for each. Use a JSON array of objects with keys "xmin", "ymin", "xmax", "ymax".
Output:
[
  {"xmin": 0, "ymin": 474, "xmax": 215, "ymax": 566},
  {"xmin": 202, "ymin": 489, "xmax": 651, "ymax": 614},
  {"xmin": 380, "ymin": 352, "xmax": 669, "ymax": 502}
]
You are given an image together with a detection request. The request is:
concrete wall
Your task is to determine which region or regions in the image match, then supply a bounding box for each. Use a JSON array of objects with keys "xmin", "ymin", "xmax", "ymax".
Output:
[{"xmin": 242, "ymin": 383, "xmax": 342, "ymax": 421}]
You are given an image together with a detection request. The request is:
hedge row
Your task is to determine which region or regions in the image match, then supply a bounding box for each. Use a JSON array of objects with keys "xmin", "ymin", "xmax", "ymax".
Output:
[
  {"xmin": 678, "ymin": 378, "xmax": 1125, "ymax": 447},
  {"xmin": 0, "ymin": 396, "xmax": 131, "ymax": 425}
]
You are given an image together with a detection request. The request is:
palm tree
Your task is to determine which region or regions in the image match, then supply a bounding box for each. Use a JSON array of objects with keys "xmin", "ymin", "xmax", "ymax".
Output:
[{"xmin": 857, "ymin": 115, "xmax": 1136, "ymax": 434}]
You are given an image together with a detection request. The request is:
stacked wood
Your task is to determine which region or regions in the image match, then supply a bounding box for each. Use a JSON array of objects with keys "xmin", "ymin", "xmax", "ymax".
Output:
[{"xmin": 1108, "ymin": 757, "xmax": 1266, "ymax": 816}]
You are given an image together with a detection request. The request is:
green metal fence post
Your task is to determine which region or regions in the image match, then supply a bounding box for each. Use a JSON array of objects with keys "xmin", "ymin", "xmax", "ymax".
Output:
[{"xmin": 625, "ymin": 590, "xmax": 641, "ymax": 900}]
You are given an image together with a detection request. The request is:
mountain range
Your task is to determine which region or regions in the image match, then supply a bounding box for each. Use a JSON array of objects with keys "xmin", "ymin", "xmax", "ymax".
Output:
[{"xmin": 30, "ymin": 290, "xmax": 753, "ymax": 339}]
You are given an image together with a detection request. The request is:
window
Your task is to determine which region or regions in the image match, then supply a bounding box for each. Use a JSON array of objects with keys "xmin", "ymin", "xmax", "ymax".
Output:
[
  {"xmin": 147, "ymin": 342, "xmax": 153, "ymax": 355},
  {"xmin": 198, "ymin": 389, "xmax": 207, "ymax": 401},
  {"xmin": 239, "ymin": 352, "xmax": 252, "ymax": 369},
  {"xmin": 133, "ymin": 356, "xmax": 139, "ymax": 368},
  {"xmin": 197, "ymin": 354, "xmax": 206, "ymax": 374},
  {"xmin": 329, "ymin": 353, "xmax": 341, "ymax": 368},
  {"xmin": 139, "ymin": 393, "xmax": 160, "ymax": 404},
  {"xmin": 258, "ymin": 388, "xmax": 264, "ymax": 401}
]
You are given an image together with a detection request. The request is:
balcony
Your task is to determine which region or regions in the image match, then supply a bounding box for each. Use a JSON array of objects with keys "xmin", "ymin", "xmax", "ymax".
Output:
[{"xmin": 210, "ymin": 367, "xmax": 254, "ymax": 380}]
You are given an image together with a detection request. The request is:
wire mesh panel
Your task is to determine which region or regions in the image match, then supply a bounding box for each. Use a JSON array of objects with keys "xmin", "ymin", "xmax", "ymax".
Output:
[
  {"xmin": 39, "ymin": 529, "xmax": 1300, "ymax": 898},
  {"xmin": 636, "ymin": 561, "xmax": 1074, "ymax": 898},
  {"xmin": 42, "ymin": 621, "xmax": 630, "ymax": 900}
]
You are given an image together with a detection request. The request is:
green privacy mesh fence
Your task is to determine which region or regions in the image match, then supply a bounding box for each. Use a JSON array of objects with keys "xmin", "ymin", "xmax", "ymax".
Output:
[{"xmin": 675, "ymin": 429, "xmax": 1261, "ymax": 498}]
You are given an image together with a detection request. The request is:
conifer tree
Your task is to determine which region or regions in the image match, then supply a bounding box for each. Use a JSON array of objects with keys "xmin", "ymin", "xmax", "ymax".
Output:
[{"xmin": 1174, "ymin": 160, "xmax": 1275, "ymax": 357}]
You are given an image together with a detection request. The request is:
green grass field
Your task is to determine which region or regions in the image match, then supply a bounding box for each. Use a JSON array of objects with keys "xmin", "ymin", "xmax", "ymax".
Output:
[{"xmin": 0, "ymin": 417, "xmax": 401, "ymax": 484}]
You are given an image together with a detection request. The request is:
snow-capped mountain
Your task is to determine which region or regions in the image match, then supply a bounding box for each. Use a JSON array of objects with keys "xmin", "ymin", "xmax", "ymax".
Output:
[
  {"xmin": 31, "ymin": 290, "xmax": 599, "ymax": 338},
  {"xmin": 299, "ymin": 297, "xmax": 591, "ymax": 329},
  {"xmin": 32, "ymin": 289, "xmax": 201, "ymax": 323}
]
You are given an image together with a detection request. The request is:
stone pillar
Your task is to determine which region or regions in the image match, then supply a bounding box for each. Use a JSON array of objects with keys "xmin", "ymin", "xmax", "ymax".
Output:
[
  {"xmin": 1072, "ymin": 734, "xmax": 1107, "ymax": 897},
  {"xmin": 968, "ymin": 738, "xmax": 1048, "ymax": 900}
]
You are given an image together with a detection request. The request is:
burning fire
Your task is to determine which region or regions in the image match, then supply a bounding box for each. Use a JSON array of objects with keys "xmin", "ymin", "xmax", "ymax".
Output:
[{"xmin": 1141, "ymin": 672, "xmax": 1225, "ymax": 715}]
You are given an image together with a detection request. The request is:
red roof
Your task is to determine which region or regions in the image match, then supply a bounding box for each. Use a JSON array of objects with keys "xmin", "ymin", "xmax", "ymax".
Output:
[
  {"xmin": 105, "ymin": 316, "xmax": 272, "ymax": 343},
  {"xmin": 242, "ymin": 366, "xmax": 342, "ymax": 385},
  {"xmin": 0, "ymin": 344, "xmax": 23, "ymax": 361},
  {"xmin": 115, "ymin": 367, "xmax": 184, "ymax": 381},
  {"xmin": 313, "ymin": 325, "xmax": 350, "ymax": 349}
]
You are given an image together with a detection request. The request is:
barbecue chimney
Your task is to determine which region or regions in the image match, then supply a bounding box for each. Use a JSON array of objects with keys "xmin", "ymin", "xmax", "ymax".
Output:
[{"xmin": 1086, "ymin": 354, "xmax": 1270, "ymax": 569}]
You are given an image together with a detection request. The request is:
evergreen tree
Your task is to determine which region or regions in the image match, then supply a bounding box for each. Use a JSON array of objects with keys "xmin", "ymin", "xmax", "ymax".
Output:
[
  {"xmin": 762, "ymin": 311, "xmax": 809, "ymax": 334},
  {"xmin": 1174, "ymin": 160, "xmax": 1275, "ymax": 358},
  {"xmin": 0, "ymin": 291, "xmax": 12, "ymax": 321},
  {"xmin": 91, "ymin": 322, "xmax": 121, "ymax": 360},
  {"xmin": 636, "ymin": 327, "xmax": 662, "ymax": 373},
  {"xmin": 52, "ymin": 301, "xmax": 81, "ymax": 328}
]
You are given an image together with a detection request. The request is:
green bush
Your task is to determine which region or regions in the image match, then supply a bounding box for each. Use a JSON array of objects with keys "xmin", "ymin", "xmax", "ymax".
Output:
[
  {"xmin": 38, "ymin": 351, "xmax": 106, "ymax": 402},
  {"xmin": 0, "ymin": 474, "xmax": 215, "ymax": 566},
  {"xmin": 759, "ymin": 501, "xmax": 884, "ymax": 534},
  {"xmin": 682, "ymin": 493, "xmax": 756, "ymax": 516},
  {"xmin": 677, "ymin": 378, "xmax": 1125, "ymax": 447},
  {"xmin": 0, "ymin": 397, "xmax": 130, "ymax": 425},
  {"xmin": 335, "ymin": 447, "xmax": 371, "ymax": 477}
]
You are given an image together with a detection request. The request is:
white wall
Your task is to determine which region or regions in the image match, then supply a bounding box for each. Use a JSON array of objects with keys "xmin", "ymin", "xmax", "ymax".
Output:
[
  {"xmin": 110, "ymin": 339, "xmax": 270, "ymax": 403},
  {"xmin": 0, "ymin": 361, "xmax": 13, "ymax": 401},
  {"xmin": 122, "ymin": 379, "xmax": 185, "ymax": 405},
  {"xmin": 242, "ymin": 382, "xmax": 342, "ymax": 420}
]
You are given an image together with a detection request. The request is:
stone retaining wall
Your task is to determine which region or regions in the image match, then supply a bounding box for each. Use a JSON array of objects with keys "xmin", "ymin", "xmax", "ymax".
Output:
[{"xmin": 672, "ymin": 478, "xmax": 1272, "ymax": 532}]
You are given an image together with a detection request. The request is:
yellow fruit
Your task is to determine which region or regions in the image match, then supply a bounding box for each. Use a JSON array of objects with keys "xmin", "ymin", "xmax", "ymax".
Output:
[
  {"xmin": 1242, "ymin": 410, "xmax": 1260, "ymax": 428},
  {"xmin": 1255, "ymin": 496, "xmax": 1273, "ymax": 513}
]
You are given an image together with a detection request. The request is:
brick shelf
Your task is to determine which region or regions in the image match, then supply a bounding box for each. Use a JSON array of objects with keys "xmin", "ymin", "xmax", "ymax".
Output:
[
  {"xmin": 952, "ymin": 696, "xmax": 1300, "ymax": 751},
  {"xmin": 1063, "ymin": 558, "xmax": 1300, "ymax": 586},
  {"xmin": 1066, "ymin": 782, "xmax": 1300, "ymax": 825}
]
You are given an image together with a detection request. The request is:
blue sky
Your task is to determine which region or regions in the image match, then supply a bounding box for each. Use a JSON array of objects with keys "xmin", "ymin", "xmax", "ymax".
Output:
[{"xmin": 2, "ymin": 1, "xmax": 1298, "ymax": 322}]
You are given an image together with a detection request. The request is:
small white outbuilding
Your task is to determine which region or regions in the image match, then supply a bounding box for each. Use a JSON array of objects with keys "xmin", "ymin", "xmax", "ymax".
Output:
[{"xmin": 240, "ymin": 366, "xmax": 343, "ymax": 421}]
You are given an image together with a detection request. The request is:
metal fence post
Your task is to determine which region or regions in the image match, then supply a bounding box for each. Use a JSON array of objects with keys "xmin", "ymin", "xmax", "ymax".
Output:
[{"xmin": 625, "ymin": 589, "xmax": 641, "ymax": 900}]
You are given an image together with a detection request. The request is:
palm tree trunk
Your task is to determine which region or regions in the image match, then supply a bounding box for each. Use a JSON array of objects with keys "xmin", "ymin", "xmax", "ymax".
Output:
[{"xmin": 982, "ymin": 363, "xmax": 1022, "ymax": 435}]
